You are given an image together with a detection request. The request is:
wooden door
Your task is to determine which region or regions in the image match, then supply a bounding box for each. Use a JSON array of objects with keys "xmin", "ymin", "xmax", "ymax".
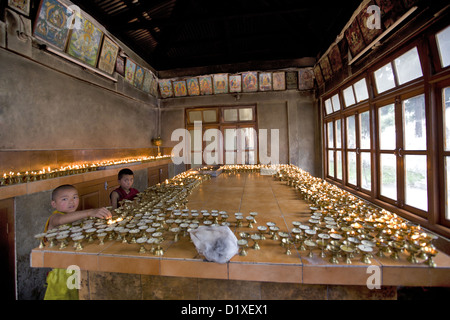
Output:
[{"xmin": 0, "ymin": 198, "xmax": 15, "ymax": 300}]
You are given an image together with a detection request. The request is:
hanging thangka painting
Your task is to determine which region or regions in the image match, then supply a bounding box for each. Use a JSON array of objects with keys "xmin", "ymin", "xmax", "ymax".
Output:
[
  {"xmin": 328, "ymin": 45, "xmax": 343, "ymax": 74},
  {"xmin": 345, "ymin": 18, "xmax": 366, "ymax": 57},
  {"xmin": 8, "ymin": 0, "xmax": 30, "ymax": 16},
  {"xmin": 66, "ymin": 15, "xmax": 103, "ymax": 67},
  {"xmin": 229, "ymin": 75, "xmax": 241, "ymax": 93},
  {"xmin": 298, "ymin": 68, "xmax": 314, "ymax": 90},
  {"xmin": 259, "ymin": 72, "xmax": 272, "ymax": 91},
  {"xmin": 33, "ymin": 0, "xmax": 73, "ymax": 51},
  {"xmin": 357, "ymin": 1, "xmax": 384, "ymax": 45},
  {"xmin": 272, "ymin": 72, "xmax": 285, "ymax": 91},
  {"xmin": 97, "ymin": 36, "xmax": 119, "ymax": 75},
  {"xmin": 285, "ymin": 71, "xmax": 298, "ymax": 90},
  {"xmin": 186, "ymin": 78, "xmax": 200, "ymax": 96},
  {"xmin": 242, "ymin": 72, "xmax": 258, "ymax": 92},
  {"xmin": 199, "ymin": 76, "xmax": 213, "ymax": 95},
  {"xmin": 134, "ymin": 64, "xmax": 145, "ymax": 89},
  {"xmin": 173, "ymin": 80, "xmax": 188, "ymax": 97},
  {"xmin": 124, "ymin": 58, "xmax": 136, "ymax": 84},
  {"xmin": 159, "ymin": 79, "xmax": 173, "ymax": 98},
  {"xmin": 213, "ymin": 74, "xmax": 228, "ymax": 94},
  {"xmin": 150, "ymin": 73, "xmax": 159, "ymax": 97},
  {"xmin": 142, "ymin": 69, "xmax": 153, "ymax": 94},
  {"xmin": 319, "ymin": 56, "xmax": 332, "ymax": 82},
  {"xmin": 313, "ymin": 64, "xmax": 324, "ymax": 87},
  {"xmin": 115, "ymin": 55, "xmax": 125, "ymax": 76},
  {"xmin": 375, "ymin": 0, "xmax": 407, "ymax": 29}
]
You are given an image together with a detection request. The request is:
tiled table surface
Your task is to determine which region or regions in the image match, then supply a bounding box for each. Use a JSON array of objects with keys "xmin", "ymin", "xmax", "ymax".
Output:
[{"xmin": 31, "ymin": 172, "xmax": 450, "ymax": 287}]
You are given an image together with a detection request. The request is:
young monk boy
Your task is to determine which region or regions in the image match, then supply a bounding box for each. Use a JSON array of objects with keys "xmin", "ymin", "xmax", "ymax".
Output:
[{"xmin": 110, "ymin": 168, "xmax": 140, "ymax": 209}]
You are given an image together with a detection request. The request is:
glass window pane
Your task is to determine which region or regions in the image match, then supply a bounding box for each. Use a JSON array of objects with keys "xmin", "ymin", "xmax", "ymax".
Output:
[
  {"xmin": 240, "ymin": 127, "xmax": 257, "ymax": 150},
  {"xmin": 331, "ymin": 94, "xmax": 341, "ymax": 112},
  {"xmin": 405, "ymin": 155, "xmax": 427, "ymax": 211},
  {"xmin": 446, "ymin": 157, "xmax": 450, "ymax": 220},
  {"xmin": 327, "ymin": 122, "xmax": 334, "ymax": 148},
  {"xmin": 224, "ymin": 109, "xmax": 238, "ymax": 122},
  {"xmin": 361, "ymin": 152, "xmax": 371, "ymax": 191},
  {"xmin": 248, "ymin": 150, "xmax": 255, "ymax": 164},
  {"xmin": 354, "ymin": 78, "xmax": 369, "ymax": 102},
  {"xmin": 380, "ymin": 153, "xmax": 397, "ymax": 200},
  {"xmin": 189, "ymin": 129, "xmax": 198, "ymax": 151},
  {"xmin": 403, "ymin": 94, "xmax": 426, "ymax": 150},
  {"xmin": 336, "ymin": 150, "xmax": 342, "ymax": 180},
  {"xmin": 394, "ymin": 47, "xmax": 423, "ymax": 85},
  {"xmin": 347, "ymin": 115, "xmax": 356, "ymax": 149},
  {"xmin": 336, "ymin": 120, "xmax": 341, "ymax": 148},
  {"xmin": 239, "ymin": 108, "xmax": 253, "ymax": 121},
  {"xmin": 325, "ymin": 99, "xmax": 333, "ymax": 114},
  {"xmin": 225, "ymin": 151, "xmax": 236, "ymax": 165},
  {"xmin": 328, "ymin": 150, "xmax": 334, "ymax": 177},
  {"xmin": 347, "ymin": 151, "xmax": 357, "ymax": 185},
  {"xmin": 224, "ymin": 128, "xmax": 236, "ymax": 150},
  {"xmin": 189, "ymin": 110, "xmax": 202, "ymax": 123},
  {"xmin": 436, "ymin": 25, "xmax": 450, "ymax": 68},
  {"xmin": 343, "ymin": 86, "xmax": 355, "ymax": 107},
  {"xmin": 203, "ymin": 109, "xmax": 217, "ymax": 123},
  {"xmin": 378, "ymin": 104, "xmax": 396, "ymax": 150},
  {"xmin": 374, "ymin": 63, "xmax": 396, "ymax": 93},
  {"xmin": 443, "ymin": 87, "xmax": 450, "ymax": 151},
  {"xmin": 359, "ymin": 111, "xmax": 370, "ymax": 149},
  {"xmin": 191, "ymin": 153, "xmax": 203, "ymax": 167}
]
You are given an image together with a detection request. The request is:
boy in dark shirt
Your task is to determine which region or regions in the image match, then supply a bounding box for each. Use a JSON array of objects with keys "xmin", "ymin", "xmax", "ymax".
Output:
[{"xmin": 110, "ymin": 168, "xmax": 140, "ymax": 209}]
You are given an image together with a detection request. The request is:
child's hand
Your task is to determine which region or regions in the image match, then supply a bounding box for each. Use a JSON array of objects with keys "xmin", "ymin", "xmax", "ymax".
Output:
[{"xmin": 90, "ymin": 207, "xmax": 112, "ymax": 220}]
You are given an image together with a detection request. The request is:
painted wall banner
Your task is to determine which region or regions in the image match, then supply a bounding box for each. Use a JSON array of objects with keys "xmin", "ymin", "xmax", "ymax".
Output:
[{"xmin": 33, "ymin": 0, "xmax": 73, "ymax": 51}]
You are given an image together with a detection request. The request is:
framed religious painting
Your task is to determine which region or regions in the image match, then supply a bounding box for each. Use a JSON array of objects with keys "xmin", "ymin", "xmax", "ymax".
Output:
[
  {"xmin": 159, "ymin": 79, "xmax": 173, "ymax": 98},
  {"xmin": 213, "ymin": 74, "xmax": 228, "ymax": 94},
  {"xmin": 285, "ymin": 71, "xmax": 298, "ymax": 90},
  {"xmin": 298, "ymin": 68, "xmax": 314, "ymax": 90},
  {"xmin": 133, "ymin": 64, "xmax": 145, "ymax": 89},
  {"xmin": 97, "ymin": 36, "xmax": 119, "ymax": 75},
  {"xmin": 66, "ymin": 15, "xmax": 103, "ymax": 67},
  {"xmin": 328, "ymin": 45, "xmax": 343, "ymax": 74},
  {"xmin": 375, "ymin": 0, "xmax": 406, "ymax": 29},
  {"xmin": 242, "ymin": 72, "xmax": 258, "ymax": 92},
  {"xmin": 8, "ymin": 0, "xmax": 30, "ymax": 16},
  {"xmin": 319, "ymin": 56, "xmax": 332, "ymax": 82},
  {"xmin": 259, "ymin": 72, "xmax": 272, "ymax": 91},
  {"xmin": 272, "ymin": 72, "xmax": 285, "ymax": 91},
  {"xmin": 186, "ymin": 78, "xmax": 200, "ymax": 96},
  {"xmin": 357, "ymin": 1, "xmax": 384, "ymax": 45},
  {"xmin": 173, "ymin": 80, "xmax": 188, "ymax": 97},
  {"xmin": 33, "ymin": 0, "xmax": 73, "ymax": 51},
  {"xmin": 124, "ymin": 58, "xmax": 136, "ymax": 84},
  {"xmin": 142, "ymin": 69, "xmax": 152, "ymax": 93},
  {"xmin": 115, "ymin": 55, "xmax": 125, "ymax": 76},
  {"xmin": 199, "ymin": 76, "xmax": 213, "ymax": 95},
  {"xmin": 345, "ymin": 18, "xmax": 366, "ymax": 57},
  {"xmin": 338, "ymin": 37, "xmax": 349, "ymax": 67},
  {"xmin": 313, "ymin": 64, "xmax": 324, "ymax": 87},
  {"xmin": 149, "ymin": 72, "xmax": 159, "ymax": 97},
  {"xmin": 229, "ymin": 74, "xmax": 242, "ymax": 93}
]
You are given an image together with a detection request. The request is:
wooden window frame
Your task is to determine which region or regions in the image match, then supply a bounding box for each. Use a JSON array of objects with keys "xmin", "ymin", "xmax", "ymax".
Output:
[
  {"xmin": 321, "ymin": 22, "xmax": 450, "ymax": 238},
  {"xmin": 185, "ymin": 105, "xmax": 258, "ymax": 166}
]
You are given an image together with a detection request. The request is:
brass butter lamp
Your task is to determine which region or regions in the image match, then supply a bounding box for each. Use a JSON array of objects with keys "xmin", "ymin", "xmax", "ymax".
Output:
[{"xmin": 152, "ymin": 136, "xmax": 163, "ymax": 156}]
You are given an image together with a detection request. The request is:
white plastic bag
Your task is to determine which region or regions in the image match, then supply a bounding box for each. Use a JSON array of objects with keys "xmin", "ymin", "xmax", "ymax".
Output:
[{"xmin": 189, "ymin": 225, "xmax": 239, "ymax": 264}]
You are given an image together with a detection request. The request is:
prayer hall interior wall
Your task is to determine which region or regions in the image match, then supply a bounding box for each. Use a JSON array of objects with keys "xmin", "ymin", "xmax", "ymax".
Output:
[
  {"xmin": 160, "ymin": 89, "xmax": 320, "ymax": 177},
  {"xmin": 0, "ymin": 16, "xmax": 162, "ymax": 299},
  {"xmin": 0, "ymin": 24, "xmax": 160, "ymax": 174}
]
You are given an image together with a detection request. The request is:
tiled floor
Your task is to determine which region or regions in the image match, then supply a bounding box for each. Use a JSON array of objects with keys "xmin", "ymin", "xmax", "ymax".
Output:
[{"xmin": 31, "ymin": 172, "xmax": 450, "ymax": 299}]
